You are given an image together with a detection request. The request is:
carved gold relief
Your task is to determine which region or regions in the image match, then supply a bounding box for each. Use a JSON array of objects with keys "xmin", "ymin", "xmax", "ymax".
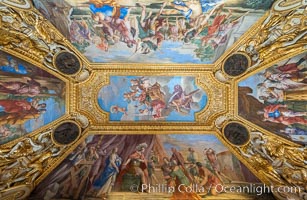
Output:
[
  {"xmin": 0, "ymin": 0, "xmax": 90, "ymax": 81},
  {"xmin": 235, "ymin": 131, "xmax": 307, "ymax": 197},
  {"xmin": 242, "ymin": 1, "xmax": 306, "ymax": 70},
  {"xmin": 0, "ymin": 128, "xmax": 63, "ymax": 189},
  {"xmin": 214, "ymin": 0, "xmax": 306, "ymax": 77},
  {"xmin": 0, "ymin": 115, "xmax": 89, "ymax": 199}
]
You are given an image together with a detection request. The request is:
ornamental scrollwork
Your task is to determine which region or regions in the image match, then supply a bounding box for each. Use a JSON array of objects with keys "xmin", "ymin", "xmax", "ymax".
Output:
[
  {"xmin": 237, "ymin": 131, "xmax": 307, "ymax": 197},
  {"xmin": 0, "ymin": 114, "xmax": 87, "ymax": 199},
  {"xmin": 0, "ymin": 128, "xmax": 65, "ymax": 191},
  {"xmin": 240, "ymin": 0, "xmax": 307, "ymax": 70},
  {"xmin": 0, "ymin": 1, "xmax": 89, "ymax": 81}
]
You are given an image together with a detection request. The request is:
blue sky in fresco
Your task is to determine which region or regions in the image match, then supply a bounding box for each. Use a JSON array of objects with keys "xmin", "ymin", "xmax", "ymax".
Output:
[{"xmin": 24, "ymin": 97, "xmax": 65, "ymax": 132}]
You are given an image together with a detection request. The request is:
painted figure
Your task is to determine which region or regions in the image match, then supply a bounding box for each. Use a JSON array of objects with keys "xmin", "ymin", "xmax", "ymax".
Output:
[
  {"xmin": 281, "ymin": 127, "xmax": 307, "ymax": 136},
  {"xmin": 187, "ymin": 147, "xmax": 199, "ymax": 182},
  {"xmin": 93, "ymin": 147, "xmax": 122, "ymax": 199},
  {"xmin": 170, "ymin": 147, "xmax": 194, "ymax": 183},
  {"xmin": 168, "ymin": 85, "xmax": 199, "ymax": 113},
  {"xmin": 33, "ymin": 0, "xmax": 272, "ymax": 63},
  {"xmin": 147, "ymin": 150, "xmax": 159, "ymax": 184},
  {"xmin": 0, "ymin": 77, "xmax": 48, "ymax": 97},
  {"xmin": 0, "ymin": 99, "xmax": 46, "ymax": 125},
  {"xmin": 161, "ymin": 157, "xmax": 173, "ymax": 186},
  {"xmin": 170, "ymin": 147, "xmax": 185, "ymax": 167},
  {"xmin": 196, "ymin": 162, "xmax": 222, "ymax": 195},
  {"xmin": 204, "ymin": 148, "xmax": 231, "ymax": 183},
  {"xmin": 274, "ymin": 55, "xmax": 307, "ymax": 83},
  {"xmin": 257, "ymin": 104, "xmax": 307, "ymax": 125},
  {"xmin": 0, "ymin": 125, "xmax": 11, "ymax": 138},
  {"xmin": 170, "ymin": 160, "xmax": 202, "ymax": 200},
  {"xmin": 121, "ymin": 142, "xmax": 149, "ymax": 185}
]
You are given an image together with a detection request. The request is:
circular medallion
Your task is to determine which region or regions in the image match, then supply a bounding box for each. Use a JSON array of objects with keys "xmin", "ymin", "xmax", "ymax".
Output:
[
  {"xmin": 54, "ymin": 51, "xmax": 81, "ymax": 75},
  {"xmin": 223, "ymin": 122, "xmax": 250, "ymax": 146},
  {"xmin": 52, "ymin": 122, "xmax": 80, "ymax": 145},
  {"xmin": 223, "ymin": 53, "xmax": 249, "ymax": 76}
]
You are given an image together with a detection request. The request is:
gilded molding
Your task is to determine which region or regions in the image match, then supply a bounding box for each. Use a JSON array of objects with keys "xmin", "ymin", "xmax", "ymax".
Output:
[
  {"xmin": 235, "ymin": 130, "xmax": 307, "ymax": 194},
  {"xmin": 239, "ymin": 0, "xmax": 307, "ymax": 71},
  {"xmin": 76, "ymin": 71, "xmax": 228, "ymax": 130}
]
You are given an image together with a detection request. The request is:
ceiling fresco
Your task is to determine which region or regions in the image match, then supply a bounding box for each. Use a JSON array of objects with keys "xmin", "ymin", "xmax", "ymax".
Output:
[
  {"xmin": 30, "ymin": 134, "xmax": 261, "ymax": 200},
  {"xmin": 0, "ymin": 51, "xmax": 66, "ymax": 145},
  {"xmin": 238, "ymin": 52, "xmax": 307, "ymax": 145},
  {"xmin": 98, "ymin": 76, "xmax": 207, "ymax": 121},
  {"xmin": 0, "ymin": 0, "xmax": 306, "ymax": 200},
  {"xmin": 32, "ymin": 0, "xmax": 273, "ymax": 64}
]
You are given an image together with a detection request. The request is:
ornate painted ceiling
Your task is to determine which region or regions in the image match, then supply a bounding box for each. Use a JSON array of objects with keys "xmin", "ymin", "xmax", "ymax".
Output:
[{"xmin": 0, "ymin": 0, "xmax": 306, "ymax": 199}]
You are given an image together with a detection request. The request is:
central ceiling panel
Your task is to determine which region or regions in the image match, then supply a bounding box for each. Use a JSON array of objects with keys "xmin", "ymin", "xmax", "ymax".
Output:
[{"xmin": 98, "ymin": 76, "xmax": 207, "ymax": 121}]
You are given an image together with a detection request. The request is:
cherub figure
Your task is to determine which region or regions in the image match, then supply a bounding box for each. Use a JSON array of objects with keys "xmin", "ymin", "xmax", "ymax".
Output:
[{"xmin": 110, "ymin": 105, "xmax": 127, "ymax": 115}]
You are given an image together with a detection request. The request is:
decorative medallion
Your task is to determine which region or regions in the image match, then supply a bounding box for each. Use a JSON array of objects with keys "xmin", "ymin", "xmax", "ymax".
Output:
[
  {"xmin": 223, "ymin": 53, "xmax": 250, "ymax": 76},
  {"xmin": 54, "ymin": 51, "xmax": 81, "ymax": 75},
  {"xmin": 223, "ymin": 122, "xmax": 250, "ymax": 146},
  {"xmin": 52, "ymin": 121, "xmax": 80, "ymax": 145}
]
